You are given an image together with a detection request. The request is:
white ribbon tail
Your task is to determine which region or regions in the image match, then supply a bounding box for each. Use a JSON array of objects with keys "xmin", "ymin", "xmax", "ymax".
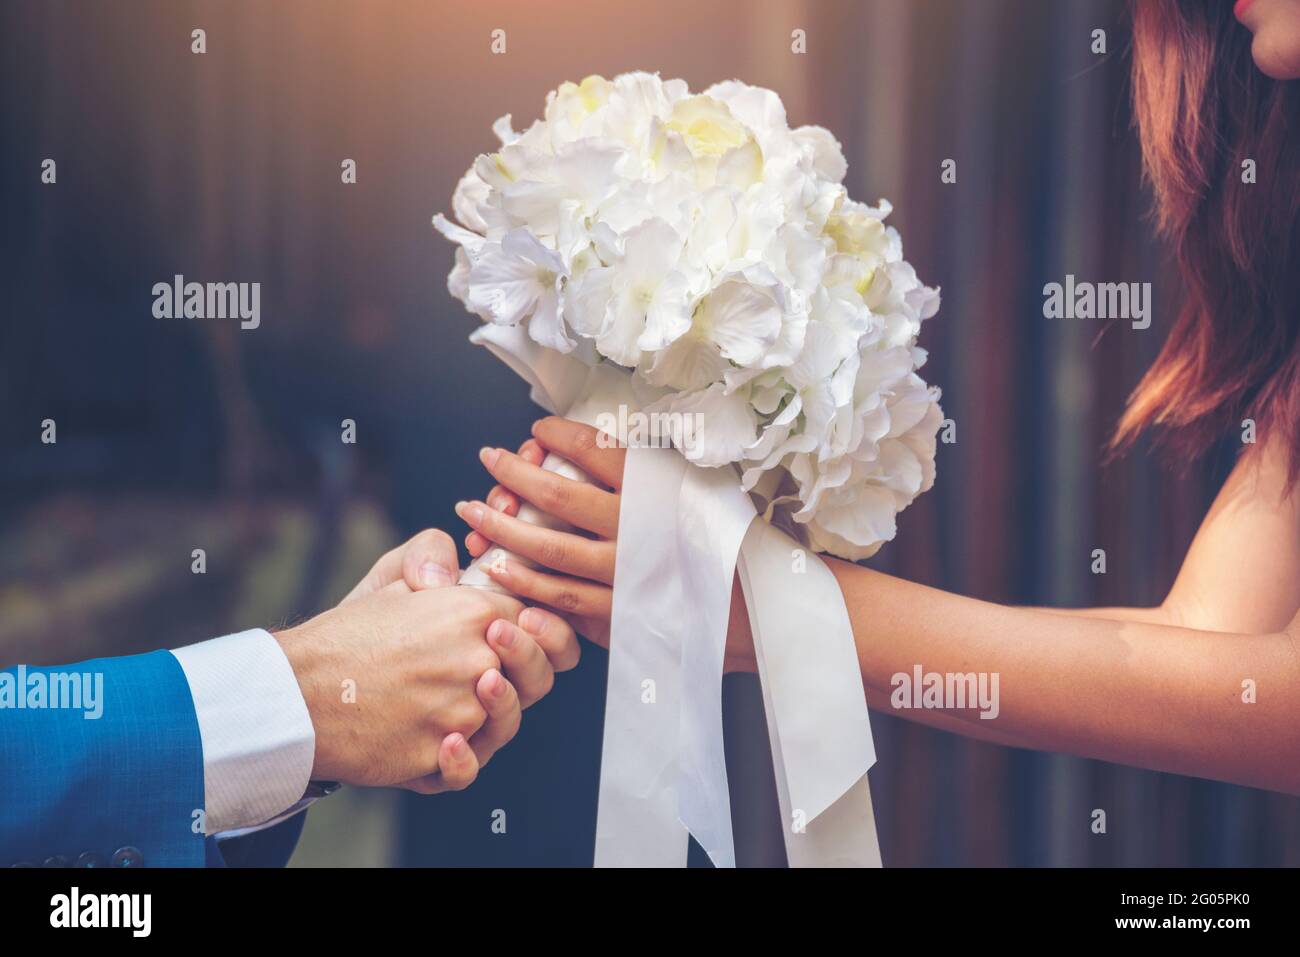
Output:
[
  {"xmin": 671, "ymin": 463, "xmax": 756, "ymax": 868},
  {"xmin": 593, "ymin": 446, "xmax": 691, "ymax": 866},
  {"xmin": 737, "ymin": 519, "xmax": 882, "ymax": 867}
]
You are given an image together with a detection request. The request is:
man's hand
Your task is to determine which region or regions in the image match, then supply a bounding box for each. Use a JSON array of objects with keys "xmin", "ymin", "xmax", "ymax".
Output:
[
  {"xmin": 342, "ymin": 527, "xmax": 463, "ymax": 603},
  {"xmin": 274, "ymin": 582, "xmax": 520, "ymax": 790},
  {"xmin": 275, "ymin": 528, "xmax": 581, "ymax": 795},
  {"xmin": 347, "ymin": 527, "xmax": 583, "ymax": 706}
]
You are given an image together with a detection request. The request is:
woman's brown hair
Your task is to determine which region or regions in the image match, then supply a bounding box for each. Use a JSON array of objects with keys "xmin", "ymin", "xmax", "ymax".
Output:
[{"xmin": 1114, "ymin": 0, "xmax": 1300, "ymax": 477}]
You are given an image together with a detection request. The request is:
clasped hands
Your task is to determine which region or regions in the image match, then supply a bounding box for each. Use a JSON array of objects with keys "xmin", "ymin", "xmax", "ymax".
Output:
[
  {"xmin": 280, "ymin": 415, "xmax": 744, "ymax": 802},
  {"xmin": 273, "ymin": 526, "xmax": 578, "ymax": 796}
]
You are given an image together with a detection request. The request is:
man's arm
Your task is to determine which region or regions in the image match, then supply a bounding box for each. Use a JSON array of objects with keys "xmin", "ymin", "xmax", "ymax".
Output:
[
  {"xmin": 1, "ymin": 651, "xmax": 207, "ymax": 867},
  {"xmin": 1, "ymin": 529, "xmax": 581, "ymax": 867},
  {"xmin": 170, "ymin": 629, "xmax": 315, "ymax": 836}
]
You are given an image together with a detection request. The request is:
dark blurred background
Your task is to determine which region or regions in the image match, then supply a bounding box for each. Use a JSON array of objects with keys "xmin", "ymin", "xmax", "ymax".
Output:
[{"xmin": 2, "ymin": 0, "xmax": 1297, "ymax": 866}]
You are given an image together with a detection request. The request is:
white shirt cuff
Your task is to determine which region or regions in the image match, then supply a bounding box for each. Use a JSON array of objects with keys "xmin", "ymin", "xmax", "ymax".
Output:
[{"xmin": 171, "ymin": 628, "xmax": 316, "ymax": 834}]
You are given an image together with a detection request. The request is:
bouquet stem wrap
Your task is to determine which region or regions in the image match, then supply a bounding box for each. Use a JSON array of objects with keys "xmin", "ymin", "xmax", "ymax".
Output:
[{"xmin": 461, "ymin": 324, "xmax": 881, "ymax": 867}]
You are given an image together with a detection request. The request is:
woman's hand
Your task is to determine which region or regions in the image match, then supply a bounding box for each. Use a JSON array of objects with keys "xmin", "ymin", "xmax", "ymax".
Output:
[
  {"xmin": 457, "ymin": 418, "xmax": 623, "ymax": 645},
  {"xmin": 461, "ymin": 417, "xmax": 758, "ymax": 671}
]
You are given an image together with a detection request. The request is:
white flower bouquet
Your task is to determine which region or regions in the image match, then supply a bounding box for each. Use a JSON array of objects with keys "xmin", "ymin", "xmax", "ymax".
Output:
[
  {"xmin": 435, "ymin": 71, "xmax": 941, "ymax": 561},
  {"xmin": 435, "ymin": 72, "xmax": 942, "ymax": 867}
]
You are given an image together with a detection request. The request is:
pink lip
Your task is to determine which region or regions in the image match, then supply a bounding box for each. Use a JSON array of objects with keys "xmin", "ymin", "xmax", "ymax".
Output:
[{"xmin": 1234, "ymin": 0, "xmax": 1255, "ymax": 20}]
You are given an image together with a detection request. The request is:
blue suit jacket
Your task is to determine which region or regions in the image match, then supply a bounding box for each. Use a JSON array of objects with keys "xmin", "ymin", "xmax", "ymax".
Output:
[{"xmin": 1, "ymin": 650, "xmax": 302, "ymax": 868}]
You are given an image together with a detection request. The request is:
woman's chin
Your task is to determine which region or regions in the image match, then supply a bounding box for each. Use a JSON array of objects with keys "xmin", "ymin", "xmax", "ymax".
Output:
[{"xmin": 1251, "ymin": 32, "xmax": 1300, "ymax": 79}]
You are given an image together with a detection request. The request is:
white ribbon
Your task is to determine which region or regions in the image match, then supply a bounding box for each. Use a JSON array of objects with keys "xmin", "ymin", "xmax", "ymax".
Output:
[
  {"xmin": 738, "ymin": 520, "xmax": 882, "ymax": 867},
  {"xmin": 596, "ymin": 451, "xmax": 754, "ymax": 867},
  {"xmin": 594, "ymin": 446, "xmax": 690, "ymax": 866},
  {"xmin": 460, "ymin": 324, "xmax": 881, "ymax": 867}
]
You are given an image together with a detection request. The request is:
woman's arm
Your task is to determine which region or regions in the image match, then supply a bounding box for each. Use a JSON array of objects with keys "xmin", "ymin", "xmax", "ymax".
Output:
[
  {"xmin": 1158, "ymin": 436, "xmax": 1300, "ymax": 631},
  {"xmin": 813, "ymin": 435, "xmax": 1300, "ymax": 790},
  {"xmin": 462, "ymin": 418, "xmax": 1300, "ymax": 794},
  {"xmin": 827, "ymin": 557, "xmax": 1300, "ymax": 794}
]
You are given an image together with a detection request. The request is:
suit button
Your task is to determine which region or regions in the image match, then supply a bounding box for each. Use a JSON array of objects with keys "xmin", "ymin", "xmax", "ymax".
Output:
[
  {"xmin": 74, "ymin": 852, "xmax": 105, "ymax": 868},
  {"xmin": 42, "ymin": 856, "xmax": 69, "ymax": 868},
  {"xmin": 110, "ymin": 846, "xmax": 144, "ymax": 868}
]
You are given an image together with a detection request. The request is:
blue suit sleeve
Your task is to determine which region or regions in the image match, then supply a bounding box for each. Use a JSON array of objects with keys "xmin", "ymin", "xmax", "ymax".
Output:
[{"xmin": 0, "ymin": 651, "xmax": 207, "ymax": 867}]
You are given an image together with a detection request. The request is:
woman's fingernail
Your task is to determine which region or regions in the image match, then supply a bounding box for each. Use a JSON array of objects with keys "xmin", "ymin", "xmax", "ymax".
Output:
[
  {"xmin": 486, "ymin": 619, "xmax": 504, "ymax": 643},
  {"xmin": 451, "ymin": 735, "xmax": 468, "ymax": 757},
  {"xmin": 491, "ymin": 620, "xmax": 517, "ymax": 649},
  {"xmin": 419, "ymin": 562, "xmax": 456, "ymax": 587},
  {"xmin": 518, "ymin": 608, "xmax": 542, "ymax": 634},
  {"xmin": 489, "ymin": 671, "xmax": 507, "ymax": 697},
  {"xmin": 455, "ymin": 501, "xmax": 485, "ymax": 526},
  {"xmin": 479, "ymin": 447, "xmax": 501, "ymax": 468}
]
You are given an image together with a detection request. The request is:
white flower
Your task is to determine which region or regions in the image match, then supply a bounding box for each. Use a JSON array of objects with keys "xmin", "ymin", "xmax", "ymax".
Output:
[
  {"xmin": 450, "ymin": 169, "xmax": 492, "ymax": 234},
  {"xmin": 800, "ymin": 396, "xmax": 942, "ymax": 560},
  {"xmin": 646, "ymin": 382, "xmax": 759, "ymax": 468},
  {"xmin": 645, "ymin": 263, "xmax": 793, "ymax": 391},
  {"xmin": 496, "ymin": 140, "xmax": 627, "ymax": 237},
  {"xmin": 464, "ymin": 229, "xmax": 572, "ymax": 351},
  {"xmin": 544, "ymin": 75, "xmax": 614, "ymax": 144},
  {"xmin": 435, "ymin": 72, "xmax": 943, "ymax": 560},
  {"xmin": 565, "ymin": 217, "xmax": 699, "ymax": 366},
  {"xmin": 791, "ymin": 125, "xmax": 848, "ymax": 183}
]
